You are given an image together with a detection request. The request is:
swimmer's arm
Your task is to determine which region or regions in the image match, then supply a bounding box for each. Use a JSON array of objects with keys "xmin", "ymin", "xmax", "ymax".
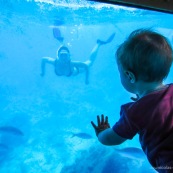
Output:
[{"xmin": 41, "ymin": 57, "xmax": 55, "ymax": 76}]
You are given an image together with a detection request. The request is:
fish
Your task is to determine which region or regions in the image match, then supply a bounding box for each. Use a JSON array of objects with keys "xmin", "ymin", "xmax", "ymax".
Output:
[
  {"xmin": 71, "ymin": 132, "xmax": 92, "ymax": 139},
  {"xmin": 114, "ymin": 147, "xmax": 146, "ymax": 160},
  {"xmin": 0, "ymin": 126, "xmax": 24, "ymax": 136}
]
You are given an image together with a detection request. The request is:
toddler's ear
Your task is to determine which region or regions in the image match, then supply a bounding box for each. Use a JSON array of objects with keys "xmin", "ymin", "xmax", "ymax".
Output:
[
  {"xmin": 131, "ymin": 94, "xmax": 139, "ymax": 101},
  {"xmin": 125, "ymin": 71, "xmax": 136, "ymax": 83}
]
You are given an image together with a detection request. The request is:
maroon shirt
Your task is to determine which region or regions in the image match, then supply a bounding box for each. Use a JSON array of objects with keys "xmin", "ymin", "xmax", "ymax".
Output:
[{"xmin": 113, "ymin": 84, "xmax": 173, "ymax": 172}]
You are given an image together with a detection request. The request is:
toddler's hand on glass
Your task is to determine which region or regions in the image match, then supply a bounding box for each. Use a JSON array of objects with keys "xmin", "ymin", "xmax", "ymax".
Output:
[{"xmin": 91, "ymin": 114, "xmax": 110, "ymax": 137}]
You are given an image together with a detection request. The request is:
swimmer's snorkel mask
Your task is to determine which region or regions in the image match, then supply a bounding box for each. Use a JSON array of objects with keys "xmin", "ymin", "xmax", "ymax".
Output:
[{"xmin": 57, "ymin": 46, "xmax": 70, "ymax": 62}]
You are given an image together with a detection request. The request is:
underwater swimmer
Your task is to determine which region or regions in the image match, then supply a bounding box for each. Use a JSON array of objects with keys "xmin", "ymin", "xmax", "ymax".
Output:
[{"xmin": 41, "ymin": 33, "xmax": 115, "ymax": 85}]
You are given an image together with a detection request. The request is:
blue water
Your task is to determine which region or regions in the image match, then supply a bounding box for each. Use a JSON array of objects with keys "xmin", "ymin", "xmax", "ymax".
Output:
[{"xmin": 0, "ymin": 0, "xmax": 173, "ymax": 172}]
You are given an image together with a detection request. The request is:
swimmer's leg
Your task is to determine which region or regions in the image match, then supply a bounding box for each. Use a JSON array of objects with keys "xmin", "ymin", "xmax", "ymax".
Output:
[
  {"xmin": 97, "ymin": 33, "xmax": 115, "ymax": 45},
  {"xmin": 87, "ymin": 33, "xmax": 115, "ymax": 66}
]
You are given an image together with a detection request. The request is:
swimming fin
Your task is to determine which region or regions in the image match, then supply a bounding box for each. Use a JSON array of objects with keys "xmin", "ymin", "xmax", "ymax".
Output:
[
  {"xmin": 97, "ymin": 32, "xmax": 115, "ymax": 45},
  {"xmin": 53, "ymin": 27, "xmax": 64, "ymax": 43}
]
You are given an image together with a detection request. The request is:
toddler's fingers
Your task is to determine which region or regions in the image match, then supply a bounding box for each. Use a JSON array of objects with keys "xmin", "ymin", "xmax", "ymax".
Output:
[
  {"xmin": 91, "ymin": 121, "xmax": 97, "ymax": 129},
  {"xmin": 105, "ymin": 116, "xmax": 108, "ymax": 124},
  {"xmin": 97, "ymin": 115, "xmax": 101, "ymax": 125}
]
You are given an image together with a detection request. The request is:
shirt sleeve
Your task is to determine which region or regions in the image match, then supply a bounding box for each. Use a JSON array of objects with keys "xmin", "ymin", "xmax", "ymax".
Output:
[{"xmin": 112, "ymin": 103, "xmax": 139, "ymax": 139}]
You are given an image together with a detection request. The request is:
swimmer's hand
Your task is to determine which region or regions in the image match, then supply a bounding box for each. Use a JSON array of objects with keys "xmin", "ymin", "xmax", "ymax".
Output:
[{"xmin": 91, "ymin": 114, "xmax": 110, "ymax": 137}]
